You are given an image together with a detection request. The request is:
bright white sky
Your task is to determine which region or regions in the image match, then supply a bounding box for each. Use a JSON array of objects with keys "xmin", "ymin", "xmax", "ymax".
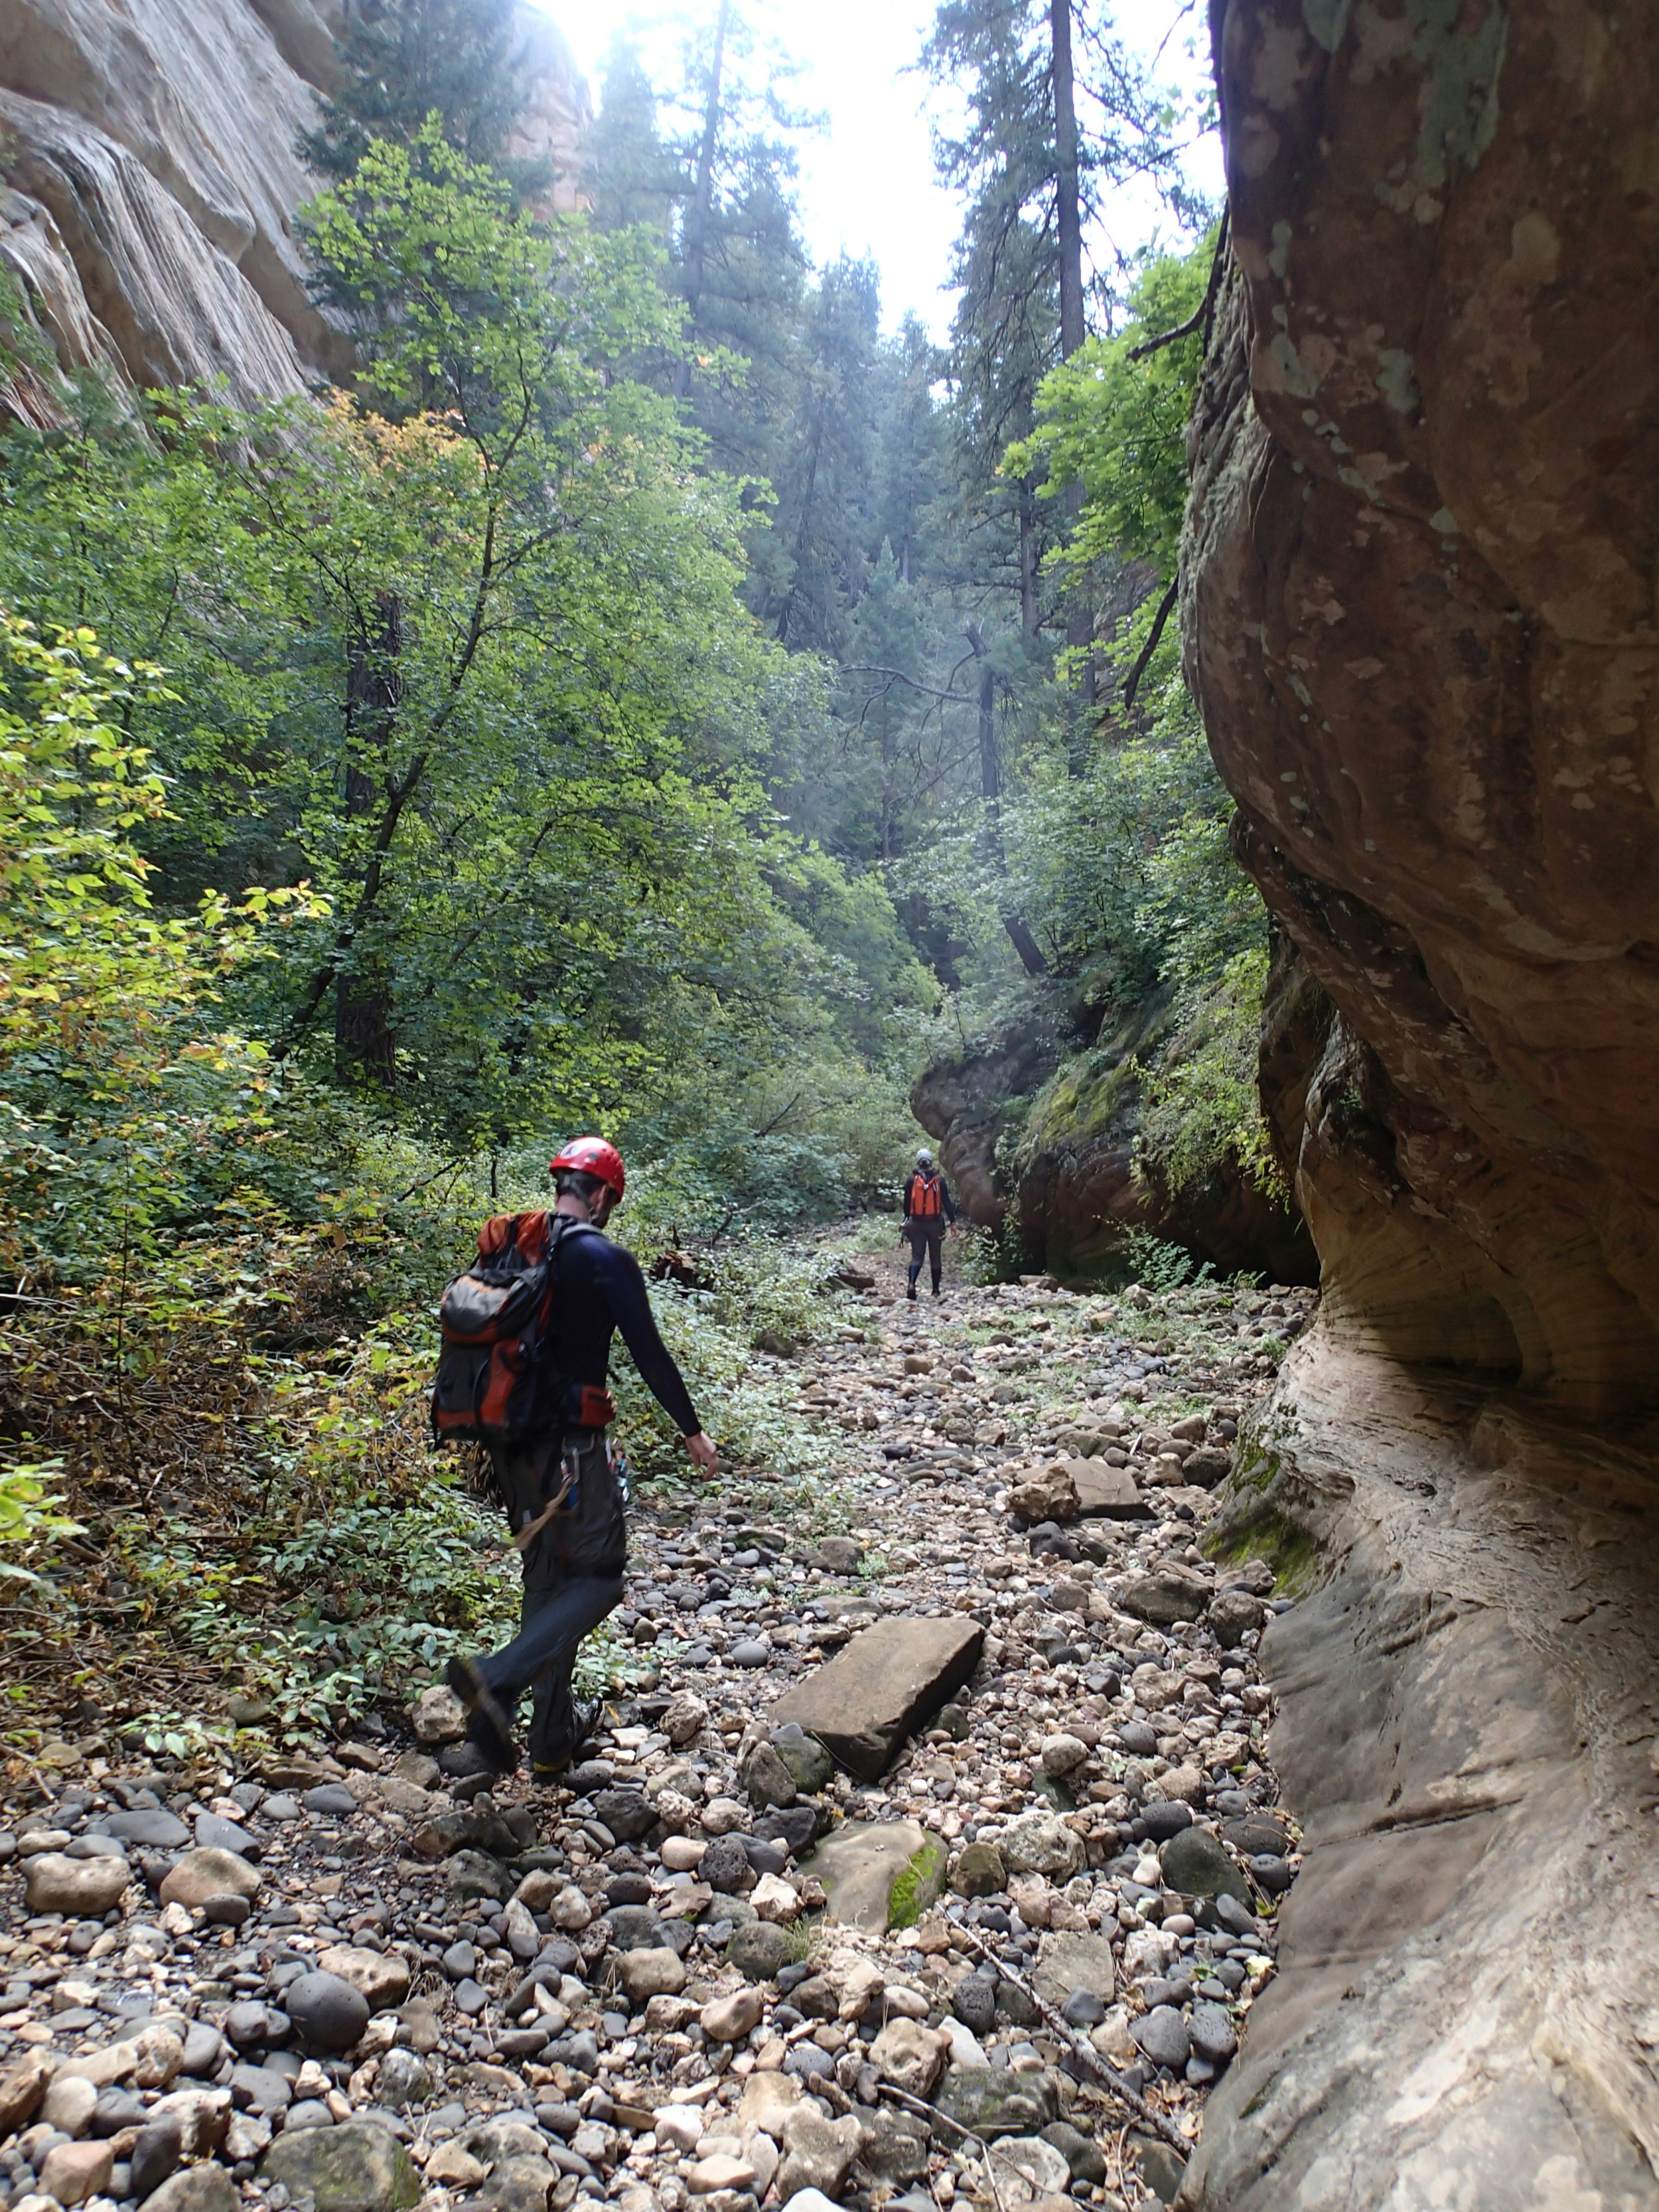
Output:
[{"xmin": 526, "ymin": 0, "xmax": 1222, "ymax": 341}]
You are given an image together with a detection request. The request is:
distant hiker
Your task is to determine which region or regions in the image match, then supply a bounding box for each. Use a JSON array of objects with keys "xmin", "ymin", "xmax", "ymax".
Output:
[
  {"xmin": 902, "ymin": 1145, "xmax": 957, "ymax": 1300},
  {"xmin": 434, "ymin": 1136, "xmax": 717, "ymax": 1781}
]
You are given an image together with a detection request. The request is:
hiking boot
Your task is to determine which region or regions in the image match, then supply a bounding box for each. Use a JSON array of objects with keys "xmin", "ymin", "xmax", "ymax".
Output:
[
  {"xmin": 906, "ymin": 1282, "xmax": 918, "ymax": 1301},
  {"xmin": 531, "ymin": 1698, "xmax": 604, "ymax": 1784},
  {"xmin": 444, "ymin": 1654, "xmax": 518, "ymax": 1774}
]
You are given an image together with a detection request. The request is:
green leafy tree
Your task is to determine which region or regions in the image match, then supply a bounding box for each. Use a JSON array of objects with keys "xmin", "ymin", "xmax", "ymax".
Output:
[
  {"xmin": 0, "ymin": 613, "xmax": 317, "ymax": 1269},
  {"xmin": 1009, "ymin": 232, "xmax": 1214, "ymax": 580}
]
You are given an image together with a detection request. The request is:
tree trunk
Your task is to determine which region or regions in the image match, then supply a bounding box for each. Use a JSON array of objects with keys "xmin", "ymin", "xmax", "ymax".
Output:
[
  {"xmin": 1050, "ymin": 0, "xmax": 1085, "ymax": 361},
  {"xmin": 336, "ymin": 590, "xmax": 402, "ymax": 1087},
  {"xmin": 672, "ymin": 0, "xmax": 731, "ymax": 402},
  {"xmin": 774, "ymin": 407, "xmax": 824, "ymax": 644},
  {"xmin": 969, "ymin": 621, "xmax": 1048, "ymax": 978},
  {"xmin": 1017, "ymin": 481, "xmax": 1040, "ymax": 636},
  {"xmin": 1051, "ymin": 0, "xmax": 1096, "ymax": 761}
]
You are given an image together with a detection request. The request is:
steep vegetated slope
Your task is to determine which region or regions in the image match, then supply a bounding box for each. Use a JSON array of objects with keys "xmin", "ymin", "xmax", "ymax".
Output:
[{"xmin": 1179, "ymin": 1, "xmax": 1659, "ymax": 2203}]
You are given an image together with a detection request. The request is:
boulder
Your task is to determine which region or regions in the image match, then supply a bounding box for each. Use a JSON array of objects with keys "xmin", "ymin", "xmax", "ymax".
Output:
[
  {"xmin": 855, "ymin": 2106, "xmax": 932, "ymax": 2184},
  {"xmin": 44, "ymin": 2074, "xmax": 99, "ymax": 2135},
  {"xmin": 134, "ymin": 2168, "xmax": 240, "ymax": 2212},
  {"xmin": 767, "ymin": 1616, "xmax": 983, "ymax": 1779},
  {"xmin": 700, "ymin": 1986, "xmax": 764, "ymax": 2043},
  {"xmin": 804, "ymin": 1820, "xmax": 946, "ymax": 1934},
  {"xmin": 1208, "ymin": 1589, "xmax": 1269, "ymax": 1647},
  {"xmin": 262, "ymin": 2120, "xmax": 421, "ymax": 2212},
  {"xmin": 284, "ymin": 1970, "xmax": 371, "ymax": 2053},
  {"xmin": 1071, "ymin": 1461, "xmax": 1148, "ymax": 1518},
  {"xmin": 0, "ymin": 2051, "xmax": 55, "ymax": 2132},
  {"xmin": 159, "ymin": 1846, "xmax": 260, "ymax": 1909},
  {"xmin": 989, "ymin": 2136, "xmax": 1072, "ymax": 2206},
  {"xmin": 685, "ymin": 2153, "xmax": 758, "ymax": 2195},
  {"xmin": 743, "ymin": 1742, "xmax": 798, "ymax": 1809},
  {"xmin": 934, "ymin": 2067, "xmax": 1060, "ymax": 2142},
  {"xmin": 95, "ymin": 1808, "xmax": 189, "ymax": 1847},
  {"xmin": 869, "ymin": 2018, "xmax": 946, "ymax": 2099},
  {"xmin": 591, "ymin": 1789, "xmax": 655, "ymax": 1842},
  {"xmin": 1132, "ymin": 2006, "xmax": 1190, "ymax": 2072},
  {"xmin": 776, "ymin": 2103, "xmax": 863, "ymax": 2200},
  {"xmin": 317, "ymin": 1945, "xmax": 411, "ymax": 2011},
  {"xmin": 1158, "ymin": 1828, "xmax": 1249, "ymax": 1904},
  {"xmin": 24, "ymin": 1852, "xmax": 130, "ymax": 1915},
  {"xmin": 662, "ymin": 1690, "xmax": 708, "ymax": 1746},
  {"xmin": 950, "ymin": 1839, "xmax": 1007, "ymax": 1899},
  {"xmin": 769, "ymin": 1726, "xmax": 835, "ymax": 1795},
  {"xmin": 38, "ymin": 2138, "xmax": 113, "ymax": 2205},
  {"xmin": 1033, "ymin": 1933, "xmax": 1117, "ymax": 2010},
  {"xmin": 999, "ymin": 1810, "xmax": 1086, "ymax": 1880},
  {"xmin": 148, "ymin": 2085, "xmax": 232, "ymax": 2159},
  {"xmin": 1118, "ymin": 1570, "xmax": 1210, "ymax": 1627},
  {"xmin": 725, "ymin": 1921, "xmax": 793, "ymax": 1980},
  {"xmin": 616, "ymin": 1948, "xmax": 686, "ymax": 2004},
  {"xmin": 1009, "ymin": 1463, "xmax": 1080, "ymax": 1525}
]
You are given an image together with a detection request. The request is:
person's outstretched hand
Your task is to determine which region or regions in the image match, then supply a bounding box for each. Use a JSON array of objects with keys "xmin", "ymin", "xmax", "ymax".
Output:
[{"xmin": 684, "ymin": 1431, "xmax": 718, "ymax": 1478}]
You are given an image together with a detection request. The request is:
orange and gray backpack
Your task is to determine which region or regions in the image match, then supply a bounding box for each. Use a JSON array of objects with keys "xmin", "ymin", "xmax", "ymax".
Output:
[
  {"xmin": 910, "ymin": 1170, "xmax": 944, "ymax": 1220},
  {"xmin": 431, "ymin": 1211, "xmax": 613, "ymax": 1447}
]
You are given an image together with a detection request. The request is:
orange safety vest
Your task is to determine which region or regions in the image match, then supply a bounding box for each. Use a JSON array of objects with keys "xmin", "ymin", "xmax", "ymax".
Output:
[{"xmin": 910, "ymin": 1171, "xmax": 944, "ymax": 1219}]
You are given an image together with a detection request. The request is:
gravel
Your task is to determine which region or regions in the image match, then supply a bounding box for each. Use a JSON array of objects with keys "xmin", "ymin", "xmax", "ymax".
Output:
[{"xmin": 0, "ymin": 1259, "xmax": 1313, "ymax": 2212}]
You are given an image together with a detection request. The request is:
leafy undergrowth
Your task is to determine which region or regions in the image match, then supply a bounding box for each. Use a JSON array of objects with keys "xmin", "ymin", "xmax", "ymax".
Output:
[{"xmin": 0, "ymin": 1180, "xmax": 864, "ymax": 1777}]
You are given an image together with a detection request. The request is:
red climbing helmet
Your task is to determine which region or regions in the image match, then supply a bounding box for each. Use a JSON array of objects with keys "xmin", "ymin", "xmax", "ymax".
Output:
[{"xmin": 549, "ymin": 1135, "xmax": 626, "ymax": 1203}]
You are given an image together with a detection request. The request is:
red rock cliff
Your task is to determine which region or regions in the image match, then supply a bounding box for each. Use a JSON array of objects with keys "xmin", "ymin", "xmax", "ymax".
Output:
[{"xmin": 1185, "ymin": 0, "xmax": 1659, "ymax": 1417}]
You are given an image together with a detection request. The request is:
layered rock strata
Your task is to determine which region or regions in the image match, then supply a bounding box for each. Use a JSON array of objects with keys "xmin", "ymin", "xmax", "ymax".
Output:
[
  {"xmin": 0, "ymin": 0, "xmax": 589, "ymax": 419},
  {"xmin": 1191, "ymin": 1335, "xmax": 1659, "ymax": 2207}
]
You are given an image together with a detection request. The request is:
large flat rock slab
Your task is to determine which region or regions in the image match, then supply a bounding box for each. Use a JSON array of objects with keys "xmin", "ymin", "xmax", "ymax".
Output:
[{"xmin": 768, "ymin": 1616, "xmax": 983, "ymax": 1780}]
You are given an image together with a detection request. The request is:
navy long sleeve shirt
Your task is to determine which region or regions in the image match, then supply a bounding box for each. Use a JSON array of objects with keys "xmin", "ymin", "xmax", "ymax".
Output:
[{"xmin": 552, "ymin": 1223, "xmax": 701, "ymax": 1436}]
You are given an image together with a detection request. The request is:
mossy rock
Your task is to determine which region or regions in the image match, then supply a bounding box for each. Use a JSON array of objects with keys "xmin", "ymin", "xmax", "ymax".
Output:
[{"xmin": 887, "ymin": 1837, "xmax": 947, "ymax": 1930}]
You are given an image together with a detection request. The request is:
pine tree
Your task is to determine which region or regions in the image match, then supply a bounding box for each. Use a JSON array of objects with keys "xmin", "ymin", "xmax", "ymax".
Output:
[
  {"xmin": 924, "ymin": 0, "xmax": 1185, "ymax": 728},
  {"xmin": 587, "ymin": 37, "xmax": 679, "ymax": 239},
  {"xmin": 301, "ymin": 0, "xmax": 526, "ymax": 179},
  {"xmin": 768, "ymin": 258, "xmax": 882, "ymax": 654}
]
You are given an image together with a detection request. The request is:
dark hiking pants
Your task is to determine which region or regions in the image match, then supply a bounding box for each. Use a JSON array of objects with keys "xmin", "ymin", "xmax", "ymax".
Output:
[
  {"xmin": 906, "ymin": 1219, "xmax": 945, "ymax": 1292},
  {"xmin": 479, "ymin": 1426, "xmax": 625, "ymax": 1769}
]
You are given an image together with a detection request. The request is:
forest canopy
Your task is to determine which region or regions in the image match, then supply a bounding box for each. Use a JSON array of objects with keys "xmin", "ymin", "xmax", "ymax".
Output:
[{"xmin": 0, "ymin": 0, "xmax": 1266, "ymax": 1278}]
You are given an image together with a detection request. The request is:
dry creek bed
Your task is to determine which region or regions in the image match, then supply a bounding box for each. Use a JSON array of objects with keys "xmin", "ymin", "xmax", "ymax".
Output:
[{"xmin": 0, "ymin": 1263, "xmax": 1315, "ymax": 2212}]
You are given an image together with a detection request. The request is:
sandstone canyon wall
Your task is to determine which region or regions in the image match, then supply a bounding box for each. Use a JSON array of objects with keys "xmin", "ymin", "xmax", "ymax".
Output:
[
  {"xmin": 1184, "ymin": 0, "xmax": 1659, "ymax": 2202},
  {"xmin": 0, "ymin": 0, "xmax": 589, "ymax": 420},
  {"xmin": 911, "ymin": 991, "xmax": 1316, "ymax": 1286},
  {"xmin": 1187, "ymin": 0, "xmax": 1659, "ymax": 1417}
]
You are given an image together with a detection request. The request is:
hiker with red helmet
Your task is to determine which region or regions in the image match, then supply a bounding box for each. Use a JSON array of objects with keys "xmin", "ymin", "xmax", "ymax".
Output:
[{"xmin": 444, "ymin": 1137, "xmax": 717, "ymax": 1780}]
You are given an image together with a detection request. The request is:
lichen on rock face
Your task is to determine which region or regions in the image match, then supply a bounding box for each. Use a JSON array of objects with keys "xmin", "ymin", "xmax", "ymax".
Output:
[
  {"xmin": 1177, "ymin": 0, "xmax": 1659, "ymax": 2201},
  {"xmin": 1189, "ymin": 0, "xmax": 1659, "ymax": 1418}
]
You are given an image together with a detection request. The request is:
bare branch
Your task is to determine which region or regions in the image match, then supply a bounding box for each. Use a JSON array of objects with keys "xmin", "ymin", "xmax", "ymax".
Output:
[
  {"xmin": 1126, "ymin": 208, "xmax": 1230, "ymax": 362},
  {"xmin": 1119, "ymin": 577, "xmax": 1180, "ymax": 710},
  {"xmin": 839, "ymin": 664, "xmax": 978, "ymax": 705}
]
